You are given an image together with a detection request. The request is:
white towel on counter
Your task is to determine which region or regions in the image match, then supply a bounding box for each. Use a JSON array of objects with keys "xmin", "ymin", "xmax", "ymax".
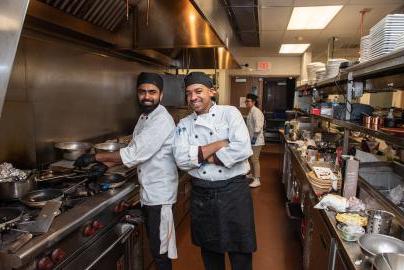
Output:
[{"xmin": 159, "ymin": 204, "xmax": 177, "ymax": 259}]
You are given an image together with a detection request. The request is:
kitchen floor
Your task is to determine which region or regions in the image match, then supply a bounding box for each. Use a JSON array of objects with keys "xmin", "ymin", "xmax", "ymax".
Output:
[{"xmin": 173, "ymin": 152, "xmax": 303, "ymax": 270}]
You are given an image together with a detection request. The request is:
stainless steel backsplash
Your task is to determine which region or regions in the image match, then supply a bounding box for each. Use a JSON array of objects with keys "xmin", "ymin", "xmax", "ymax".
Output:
[{"xmin": 0, "ymin": 33, "xmax": 156, "ymax": 168}]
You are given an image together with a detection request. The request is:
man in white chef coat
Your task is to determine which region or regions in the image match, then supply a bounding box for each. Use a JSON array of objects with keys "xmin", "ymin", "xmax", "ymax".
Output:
[
  {"xmin": 173, "ymin": 72, "xmax": 256, "ymax": 270},
  {"xmin": 245, "ymin": 93, "xmax": 265, "ymax": 188},
  {"xmin": 75, "ymin": 72, "xmax": 178, "ymax": 270}
]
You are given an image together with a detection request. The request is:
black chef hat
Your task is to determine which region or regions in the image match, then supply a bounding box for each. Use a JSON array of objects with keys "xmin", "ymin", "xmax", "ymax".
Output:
[
  {"xmin": 184, "ymin": 72, "xmax": 213, "ymax": 88},
  {"xmin": 137, "ymin": 72, "xmax": 164, "ymax": 91}
]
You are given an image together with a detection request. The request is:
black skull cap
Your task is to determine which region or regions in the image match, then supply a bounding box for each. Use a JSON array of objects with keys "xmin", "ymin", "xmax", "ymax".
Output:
[
  {"xmin": 184, "ymin": 72, "xmax": 213, "ymax": 88},
  {"xmin": 137, "ymin": 72, "xmax": 164, "ymax": 91}
]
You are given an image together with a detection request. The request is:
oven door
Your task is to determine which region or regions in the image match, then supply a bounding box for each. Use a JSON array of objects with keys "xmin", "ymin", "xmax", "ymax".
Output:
[{"xmin": 60, "ymin": 223, "xmax": 142, "ymax": 270}]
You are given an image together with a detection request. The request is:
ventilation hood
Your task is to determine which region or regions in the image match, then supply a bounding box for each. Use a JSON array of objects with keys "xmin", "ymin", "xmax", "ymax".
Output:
[{"xmin": 0, "ymin": 0, "xmax": 30, "ymax": 117}]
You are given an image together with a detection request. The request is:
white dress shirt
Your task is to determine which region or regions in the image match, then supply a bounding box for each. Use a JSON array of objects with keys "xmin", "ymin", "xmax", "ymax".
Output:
[
  {"xmin": 120, "ymin": 105, "xmax": 178, "ymax": 206},
  {"xmin": 173, "ymin": 104, "xmax": 252, "ymax": 181},
  {"xmin": 246, "ymin": 106, "xmax": 265, "ymax": 146}
]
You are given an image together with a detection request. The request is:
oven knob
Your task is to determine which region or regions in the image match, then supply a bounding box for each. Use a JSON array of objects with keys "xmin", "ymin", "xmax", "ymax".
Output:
[
  {"xmin": 92, "ymin": 220, "xmax": 104, "ymax": 230},
  {"xmin": 37, "ymin": 256, "xmax": 54, "ymax": 270},
  {"xmin": 83, "ymin": 225, "xmax": 95, "ymax": 237},
  {"xmin": 51, "ymin": 248, "xmax": 66, "ymax": 264}
]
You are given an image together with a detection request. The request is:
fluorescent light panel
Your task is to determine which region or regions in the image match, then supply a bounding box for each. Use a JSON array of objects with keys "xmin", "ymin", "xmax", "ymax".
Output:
[
  {"xmin": 279, "ymin": 44, "xmax": 310, "ymax": 54},
  {"xmin": 287, "ymin": 5, "xmax": 343, "ymax": 30}
]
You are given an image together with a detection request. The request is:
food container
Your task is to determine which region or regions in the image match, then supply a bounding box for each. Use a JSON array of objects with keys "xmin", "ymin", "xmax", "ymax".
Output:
[
  {"xmin": 366, "ymin": 209, "xmax": 395, "ymax": 235},
  {"xmin": 94, "ymin": 142, "xmax": 126, "ymax": 153},
  {"xmin": 336, "ymin": 223, "xmax": 365, "ymax": 242},
  {"xmin": 54, "ymin": 142, "xmax": 92, "ymax": 161}
]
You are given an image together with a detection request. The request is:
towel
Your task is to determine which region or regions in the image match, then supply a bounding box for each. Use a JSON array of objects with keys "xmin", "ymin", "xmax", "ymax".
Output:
[{"xmin": 159, "ymin": 204, "xmax": 177, "ymax": 259}]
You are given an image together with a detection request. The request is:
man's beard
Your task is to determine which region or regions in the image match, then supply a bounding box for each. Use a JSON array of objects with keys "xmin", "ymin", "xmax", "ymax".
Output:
[{"xmin": 139, "ymin": 100, "xmax": 159, "ymax": 114}]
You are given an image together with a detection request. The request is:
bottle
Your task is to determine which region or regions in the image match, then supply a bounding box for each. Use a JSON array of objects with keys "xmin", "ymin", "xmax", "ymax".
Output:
[{"xmin": 385, "ymin": 108, "xmax": 395, "ymax": 128}]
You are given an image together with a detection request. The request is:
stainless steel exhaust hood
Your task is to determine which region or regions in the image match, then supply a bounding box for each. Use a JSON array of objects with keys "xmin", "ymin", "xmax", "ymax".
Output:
[{"xmin": 0, "ymin": 0, "xmax": 30, "ymax": 117}]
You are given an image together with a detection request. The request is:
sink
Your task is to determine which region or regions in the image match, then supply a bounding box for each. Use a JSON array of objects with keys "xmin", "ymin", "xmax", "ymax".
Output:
[{"xmin": 359, "ymin": 162, "xmax": 404, "ymax": 191}]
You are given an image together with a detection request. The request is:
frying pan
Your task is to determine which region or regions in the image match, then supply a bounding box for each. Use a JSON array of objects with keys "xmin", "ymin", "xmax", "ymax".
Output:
[
  {"xmin": 21, "ymin": 189, "xmax": 64, "ymax": 208},
  {"xmin": 0, "ymin": 207, "xmax": 22, "ymax": 231},
  {"xmin": 97, "ymin": 174, "xmax": 127, "ymax": 190}
]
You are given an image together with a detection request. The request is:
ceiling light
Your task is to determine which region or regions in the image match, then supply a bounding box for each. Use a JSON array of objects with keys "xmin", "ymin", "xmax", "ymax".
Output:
[
  {"xmin": 287, "ymin": 6, "xmax": 343, "ymax": 30},
  {"xmin": 279, "ymin": 44, "xmax": 310, "ymax": 54}
]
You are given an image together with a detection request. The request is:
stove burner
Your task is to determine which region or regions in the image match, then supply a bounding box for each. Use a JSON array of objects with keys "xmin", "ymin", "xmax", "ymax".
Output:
[{"xmin": 0, "ymin": 207, "xmax": 22, "ymax": 232}]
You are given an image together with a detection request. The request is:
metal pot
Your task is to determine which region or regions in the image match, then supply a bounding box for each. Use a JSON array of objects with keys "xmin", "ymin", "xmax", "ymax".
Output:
[
  {"xmin": 55, "ymin": 142, "xmax": 92, "ymax": 161},
  {"xmin": 366, "ymin": 209, "xmax": 395, "ymax": 235},
  {"xmin": 0, "ymin": 176, "xmax": 34, "ymax": 200},
  {"xmin": 94, "ymin": 142, "xmax": 126, "ymax": 153}
]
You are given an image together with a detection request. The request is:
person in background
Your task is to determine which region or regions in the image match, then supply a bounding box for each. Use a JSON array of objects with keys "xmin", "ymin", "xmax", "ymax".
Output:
[
  {"xmin": 75, "ymin": 72, "xmax": 178, "ymax": 270},
  {"xmin": 245, "ymin": 93, "xmax": 265, "ymax": 188},
  {"xmin": 173, "ymin": 72, "xmax": 256, "ymax": 270}
]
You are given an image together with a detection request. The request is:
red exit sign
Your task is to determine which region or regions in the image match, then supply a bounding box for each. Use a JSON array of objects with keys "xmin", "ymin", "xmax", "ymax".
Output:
[{"xmin": 257, "ymin": 61, "xmax": 271, "ymax": 71}]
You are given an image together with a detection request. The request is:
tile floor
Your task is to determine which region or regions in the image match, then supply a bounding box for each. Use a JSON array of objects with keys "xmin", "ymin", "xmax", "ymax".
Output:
[{"xmin": 172, "ymin": 153, "xmax": 302, "ymax": 270}]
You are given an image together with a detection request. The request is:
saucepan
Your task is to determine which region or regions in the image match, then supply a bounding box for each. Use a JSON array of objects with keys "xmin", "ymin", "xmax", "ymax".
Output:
[
  {"xmin": 97, "ymin": 174, "xmax": 127, "ymax": 190},
  {"xmin": 0, "ymin": 207, "xmax": 23, "ymax": 231},
  {"xmin": 20, "ymin": 189, "xmax": 64, "ymax": 208},
  {"xmin": 54, "ymin": 142, "xmax": 92, "ymax": 161}
]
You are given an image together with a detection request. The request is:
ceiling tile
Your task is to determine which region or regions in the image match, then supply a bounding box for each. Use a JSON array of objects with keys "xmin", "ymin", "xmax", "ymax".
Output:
[
  {"xmin": 259, "ymin": 0, "xmax": 294, "ymax": 7},
  {"xmin": 347, "ymin": 0, "xmax": 404, "ymax": 5},
  {"xmin": 260, "ymin": 30, "xmax": 284, "ymax": 49},
  {"xmin": 283, "ymin": 30, "xmax": 321, "ymax": 43},
  {"xmin": 260, "ymin": 7, "xmax": 292, "ymax": 31},
  {"xmin": 294, "ymin": 0, "xmax": 347, "ymax": 6}
]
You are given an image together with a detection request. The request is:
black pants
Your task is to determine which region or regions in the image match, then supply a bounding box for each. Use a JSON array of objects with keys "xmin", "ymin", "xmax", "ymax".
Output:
[
  {"xmin": 142, "ymin": 205, "xmax": 172, "ymax": 270},
  {"xmin": 201, "ymin": 248, "xmax": 252, "ymax": 270}
]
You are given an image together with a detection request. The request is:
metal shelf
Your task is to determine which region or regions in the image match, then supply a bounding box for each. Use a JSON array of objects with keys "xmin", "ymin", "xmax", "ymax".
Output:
[{"xmin": 311, "ymin": 114, "xmax": 404, "ymax": 147}]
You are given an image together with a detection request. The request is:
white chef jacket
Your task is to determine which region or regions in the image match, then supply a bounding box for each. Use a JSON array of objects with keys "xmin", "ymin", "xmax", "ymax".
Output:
[
  {"xmin": 173, "ymin": 104, "xmax": 252, "ymax": 181},
  {"xmin": 246, "ymin": 106, "xmax": 265, "ymax": 146},
  {"xmin": 120, "ymin": 105, "xmax": 178, "ymax": 206}
]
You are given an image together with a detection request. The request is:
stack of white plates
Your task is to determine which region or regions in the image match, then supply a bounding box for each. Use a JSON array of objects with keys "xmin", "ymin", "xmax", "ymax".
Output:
[
  {"xmin": 369, "ymin": 14, "xmax": 404, "ymax": 59},
  {"xmin": 325, "ymin": 58, "xmax": 348, "ymax": 79},
  {"xmin": 306, "ymin": 62, "xmax": 325, "ymax": 85},
  {"xmin": 315, "ymin": 68, "xmax": 326, "ymax": 82},
  {"xmin": 396, "ymin": 32, "xmax": 404, "ymax": 50},
  {"xmin": 360, "ymin": 35, "xmax": 371, "ymax": 62}
]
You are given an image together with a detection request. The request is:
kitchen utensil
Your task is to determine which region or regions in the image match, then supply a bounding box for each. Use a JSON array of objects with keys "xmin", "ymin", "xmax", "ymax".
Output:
[
  {"xmin": 21, "ymin": 189, "xmax": 64, "ymax": 208},
  {"xmin": 358, "ymin": 234, "xmax": 404, "ymax": 258},
  {"xmin": 97, "ymin": 174, "xmax": 127, "ymax": 190},
  {"xmin": 54, "ymin": 142, "xmax": 92, "ymax": 161},
  {"xmin": 0, "ymin": 207, "xmax": 22, "ymax": 232},
  {"xmin": 366, "ymin": 209, "xmax": 395, "ymax": 235},
  {"xmin": 0, "ymin": 175, "xmax": 34, "ymax": 200},
  {"xmin": 18, "ymin": 200, "xmax": 62, "ymax": 234},
  {"xmin": 373, "ymin": 253, "xmax": 404, "ymax": 270},
  {"xmin": 94, "ymin": 142, "xmax": 126, "ymax": 153}
]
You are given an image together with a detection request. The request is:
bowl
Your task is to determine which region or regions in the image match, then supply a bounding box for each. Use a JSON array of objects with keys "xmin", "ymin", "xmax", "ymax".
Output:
[
  {"xmin": 94, "ymin": 142, "xmax": 126, "ymax": 153},
  {"xmin": 54, "ymin": 142, "xmax": 92, "ymax": 161},
  {"xmin": 358, "ymin": 234, "xmax": 404, "ymax": 258},
  {"xmin": 336, "ymin": 223, "xmax": 365, "ymax": 242}
]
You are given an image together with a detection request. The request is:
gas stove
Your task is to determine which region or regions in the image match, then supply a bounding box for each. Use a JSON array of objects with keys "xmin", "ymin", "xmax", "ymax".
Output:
[{"xmin": 0, "ymin": 166, "xmax": 141, "ymax": 270}]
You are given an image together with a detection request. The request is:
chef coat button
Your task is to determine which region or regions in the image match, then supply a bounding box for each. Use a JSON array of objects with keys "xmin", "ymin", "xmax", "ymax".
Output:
[
  {"xmin": 209, "ymin": 132, "xmax": 213, "ymax": 136},
  {"xmin": 203, "ymin": 171, "xmax": 206, "ymax": 174},
  {"xmin": 138, "ymin": 169, "xmax": 141, "ymax": 173},
  {"xmin": 195, "ymin": 135, "xmax": 198, "ymax": 139},
  {"xmin": 146, "ymin": 117, "xmax": 148, "ymax": 120},
  {"xmin": 194, "ymin": 118, "xmax": 197, "ymax": 121},
  {"xmin": 140, "ymin": 116, "xmax": 143, "ymax": 119},
  {"xmin": 218, "ymin": 170, "xmax": 222, "ymax": 173},
  {"xmin": 211, "ymin": 114, "xmax": 215, "ymax": 117}
]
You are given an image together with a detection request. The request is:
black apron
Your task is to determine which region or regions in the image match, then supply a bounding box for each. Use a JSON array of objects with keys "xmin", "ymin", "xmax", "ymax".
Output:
[{"xmin": 190, "ymin": 175, "xmax": 257, "ymax": 253}]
